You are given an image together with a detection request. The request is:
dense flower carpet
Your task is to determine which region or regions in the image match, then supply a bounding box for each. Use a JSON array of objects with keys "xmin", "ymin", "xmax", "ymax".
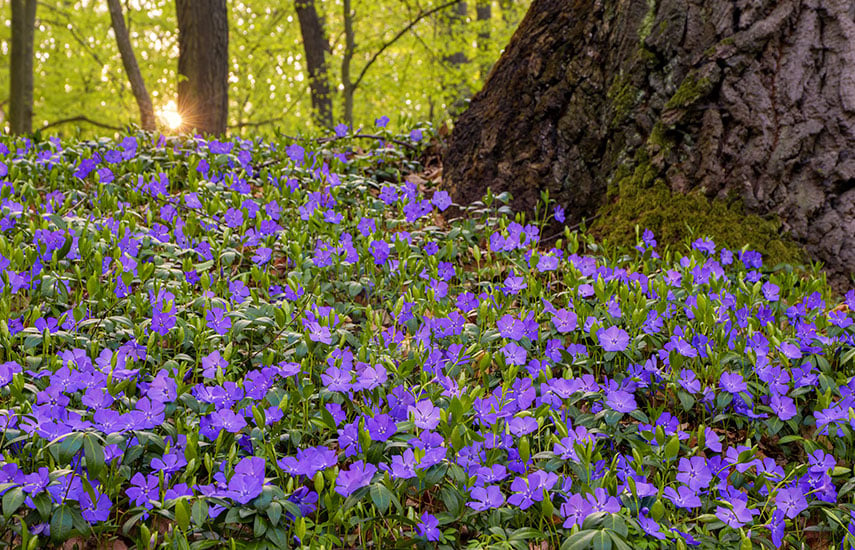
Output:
[{"xmin": 0, "ymin": 128, "xmax": 853, "ymax": 549}]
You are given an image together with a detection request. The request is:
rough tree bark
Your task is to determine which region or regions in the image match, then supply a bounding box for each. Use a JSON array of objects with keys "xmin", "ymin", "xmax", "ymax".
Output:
[
  {"xmin": 295, "ymin": 0, "xmax": 333, "ymax": 129},
  {"xmin": 107, "ymin": 0, "xmax": 156, "ymax": 131},
  {"xmin": 444, "ymin": 0, "xmax": 855, "ymax": 282},
  {"xmin": 175, "ymin": 0, "xmax": 229, "ymax": 135},
  {"xmin": 9, "ymin": 0, "xmax": 37, "ymax": 135}
]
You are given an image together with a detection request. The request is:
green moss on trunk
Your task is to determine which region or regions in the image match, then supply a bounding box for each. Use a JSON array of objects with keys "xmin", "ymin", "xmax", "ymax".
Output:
[{"xmin": 592, "ymin": 179, "xmax": 807, "ymax": 267}]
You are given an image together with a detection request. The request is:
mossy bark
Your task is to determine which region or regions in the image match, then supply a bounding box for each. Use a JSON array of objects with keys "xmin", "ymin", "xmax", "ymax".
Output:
[{"xmin": 444, "ymin": 0, "xmax": 855, "ymax": 285}]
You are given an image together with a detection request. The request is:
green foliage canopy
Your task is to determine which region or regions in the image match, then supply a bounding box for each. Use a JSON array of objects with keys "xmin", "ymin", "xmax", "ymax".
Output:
[{"xmin": 0, "ymin": 0, "xmax": 529, "ymax": 136}]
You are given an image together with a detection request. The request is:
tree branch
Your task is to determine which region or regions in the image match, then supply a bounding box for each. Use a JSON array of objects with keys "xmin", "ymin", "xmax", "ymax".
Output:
[
  {"xmin": 352, "ymin": 0, "xmax": 462, "ymax": 91},
  {"xmin": 41, "ymin": 116, "xmax": 124, "ymax": 132}
]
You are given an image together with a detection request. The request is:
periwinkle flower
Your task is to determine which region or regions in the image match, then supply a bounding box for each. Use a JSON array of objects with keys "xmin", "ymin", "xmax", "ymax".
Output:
[
  {"xmin": 206, "ymin": 307, "xmax": 231, "ymax": 336},
  {"xmin": 409, "ymin": 400, "xmax": 440, "ymax": 430},
  {"xmin": 335, "ymin": 460, "xmax": 376, "ymax": 497},
  {"xmin": 597, "ymin": 326, "xmax": 630, "ymax": 352}
]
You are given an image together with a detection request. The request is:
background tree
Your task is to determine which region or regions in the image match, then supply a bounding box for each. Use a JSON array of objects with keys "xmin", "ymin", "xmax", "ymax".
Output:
[
  {"xmin": 444, "ymin": 0, "xmax": 855, "ymax": 285},
  {"xmin": 9, "ymin": 0, "xmax": 37, "ymax": 134},
  {"xmin": 475, "ymin": 0, "xmax": 491, "ymax": 79},
  {"xmin": 175, "ymin": 0, "xmax": 229, "ymax": 135},
  {"xmin": 295, "ymin": 0, "xmax": 333, "ymax": 128},
  {"xmin": 0, "ymin": 0, "xmax": 529, "ymax": 135},
  {"xmin": 107, "ymin": 0, "xmax": 156, "ymax": 131}
]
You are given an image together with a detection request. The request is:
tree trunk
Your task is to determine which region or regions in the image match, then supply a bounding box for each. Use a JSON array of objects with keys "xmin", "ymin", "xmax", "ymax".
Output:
[
  {"xmin": 295, "ymin": 0, "xmax": 333, "ymax": 129},
  {"xmin": 444, "ymin": 0, "xmax": 855, "ymax": 283},
  {"xmin": 442, "ymin": 1, "xmax": 470, "ymax": 116},
  {"xmin": 9, "ymin": 0, "xmax": 37, "ymax": 135},
  {"xmin": 341, "ymin": 0, "xmax": 355, "ymax": 127},
  {"xmin": 107, "ymin": 0, "xmax": 156, "ymax": 131},
  {"xmin": 175, "ymin": 0, "xmax": 229, "ymax": 135}
]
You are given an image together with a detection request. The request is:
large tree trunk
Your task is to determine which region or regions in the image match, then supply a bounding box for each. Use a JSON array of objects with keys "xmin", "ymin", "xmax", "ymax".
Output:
[
  {"xmin": 295, "ymin": 0, "xmax": 333, "ymax": 129},
  {"xmin": 444, "ymin": 0, "xmax": 855, "ymax": 282},
  {"xmin": 175, "ymin": 0, "xmax": 229, "ymax": 135},
  {"xmin": 107, "ymin": 0, "xmax": 156, "ymax": 131},
  {"xmin": 9, "ymin": 0, "xmax": 37, "ymax": 135}
]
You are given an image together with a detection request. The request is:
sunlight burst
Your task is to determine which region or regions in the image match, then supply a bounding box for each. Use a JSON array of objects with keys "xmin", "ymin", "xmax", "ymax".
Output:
[{"xmin": 157, "ymin": 101, "xmax": 182, "ymax": 129}]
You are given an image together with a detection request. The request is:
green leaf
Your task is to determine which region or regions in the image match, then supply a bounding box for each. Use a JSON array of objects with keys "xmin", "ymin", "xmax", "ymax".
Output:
[
  {"xmin": 2, "ymin": 487, "xmax": 25, "ymax": 518},
  {"xmin": 607, "ymin": 531, "xmax": 633, "ymax": 550},
  {"xmin": 561, "ymin": 529, "xmax": 599, "ymax": 550},
  {"xmin": 192, "ymin": 499, "xmax": 208, "ymax": 526},
  {"xmin": 592, "ymin": 530, "xmax": 612, "ymax": 550},
  {"xmin": 83, "ymin": 434, "xmax": 105, "ymax": 479},
  {"xmin": 599, "ymin": 514, "xmax": 628, "ymax": 538},
  {"xmin": 50, "ymin": 504, "xmax": 74, "ymax": 542},
  {"xmin": 370, "ymin": 483, "xmax": 392, "ymax": 514},
  {"xmin": 266, "ymin": 501, "xmax": 282, "ymax": 526},
  {"xmin": 175, "ymin": 498, "xmax": 190, "ymax": 532}
]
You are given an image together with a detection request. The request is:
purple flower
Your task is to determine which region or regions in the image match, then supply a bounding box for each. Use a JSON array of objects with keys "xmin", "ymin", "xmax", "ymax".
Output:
[
  {"xmin": 228, "ymin": 457, "xmax": 265, "ymax": 504},
  {"xmin": 553, "ymin": 205, "xmax": 565, "ymax": 223},
  {"xmin": 467, "ymin": 485, "xmax": 505, "ymax": 511},
  {"xmin": 501, "ymin": 342, "xmax": 527, "ymax": 366},
  {"xmin": 417, "ymin": 512, "xmax": 440, "ymax": 541},
  {"xmin": 201, "ymin": 350, "xmax": 228, "ymax": 378},
  {"xmin": 80, "ymin": 490, "xmax": 112, "ymax": 524},
  {"xmin": 409, "ymin": 400, "xmax": 440, "ymax": 430},
  {"xmin": 206, "ymin": 307, "xmax": 231, "ymax": 336},
  {"xmin": 762, "ymin": 281, "xmax": 780, "ymax": 302},
  {"xmin": 251, "ymin": 247, "xmax": 272, "ymax": 265},
  {"xmin": 370, "ymin": 240, "xmax": 391, "ymax": 265},
  {"xmin": 126, "ymin": 473, "xmax": 159, "ymax": 509},
  {"xmin": 307, "ymin": 321, "xmax": 332, "ymax": 345},
  {"xmin": 335, "ymin": 460, "xmax": 377, "ymax": 497},
  {"xmin": 719, "ymin": 372, "xmax": 747, "ymax": 394},
  {"xmin": 778, "ymin": 341, "xmax": 802, "ymax": 360},
  {"xmin": 224, "ymin": 208, "xmax": 244, "ymax": 229},
  {"xmin": 597, "ymin": 326, "xmax": 630, "ymax": 352},
  {"xmin": 375, "ymin": 116, "xmax": 390, "ymax": 128},
  {"xmin": 770, "ymin": 393, "xmax": 797, "ymax": 421},
  {"xmin": 662, "ymin": 485, "xmax": 702, "ymax": 509},
  {"xmin": 638, "ymin": 512, "xmax": 666, "ymax": 540},
  {"xmin": 560, "ymin": 493, "xmax": 593, "ymax": 528},
  {"xmin": 552, "ymin": 309, "xmax": 577, "ymax": 333},
  {"xmin": 676, "ymin": 457, "xmax": 712, "ymax": 491},
  {"xmin": 605, "ymin": 389, "xmax": 637, "ymax": 413},
  {"xmin": 502, "ymin": 271, "xmax": 527, "ymax": 295},
  {"xmin": 211, "ymin": 408, "xmax": 247, "ymax": 433},
  {"xmin": 508, "ymin": 416, "xmax": 538, "ymax": 437},
  {"xmin": 586, "ymin": 487, "xmax": 621, "ymax": 514},
  {"xmin": 366, "ymin": 413, "xmax": 397, "ymax": 442},
  {"xmin": 381, "ymin": 449, "xmax": 417, "ymax": 480},
  {"xmin": 432, "ymin": 191, "xmax": 452, "ymax": 212},
  {"xmin": 715, "ymin": 499, "xmax": 758, "ymax": 528},
  {"xmin": 776, "ymin": 486, "xmax": 808, "ymax": 519}
]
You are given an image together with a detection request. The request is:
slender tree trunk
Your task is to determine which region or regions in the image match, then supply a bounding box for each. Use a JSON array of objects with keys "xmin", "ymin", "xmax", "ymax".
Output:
[
  {"xmin": 107, "ymin": 0, "xmax": 156, "ymax": 131},
  {"xmin": 445, "ymin": 0, "xmax": 855, "ymax": 285},
  {"xmin": 9, "ymin": 0, "xmax": 37, "ymax": 135},
  {"xmin": 342, "ymin": 0, "xmax": 355, "ymax": 127},
  {"xmin": 175, "ymin": 0, "xmax": 229, "ymax": 135},
  {"xmin": 442, "ymin": 1, "xmax": 469, "ymax": 116},
  {"xmin": 475, "ymin": 0, "xmax": 491, "ymax": 80},
  {"xmin": 295, "ymin": 0, "xmax": 333, "ymax": 129}
]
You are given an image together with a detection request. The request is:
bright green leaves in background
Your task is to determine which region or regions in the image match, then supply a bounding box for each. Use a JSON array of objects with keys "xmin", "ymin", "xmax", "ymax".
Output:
[{"xmin": 0, "ymin": 0, "xmax": 529, "ymax": 136}]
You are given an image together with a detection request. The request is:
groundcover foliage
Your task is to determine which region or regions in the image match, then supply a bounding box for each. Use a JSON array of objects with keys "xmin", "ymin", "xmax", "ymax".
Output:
[{"xmin": 0, "ymin": 126, "xmax": 854, "ymax": 550}]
